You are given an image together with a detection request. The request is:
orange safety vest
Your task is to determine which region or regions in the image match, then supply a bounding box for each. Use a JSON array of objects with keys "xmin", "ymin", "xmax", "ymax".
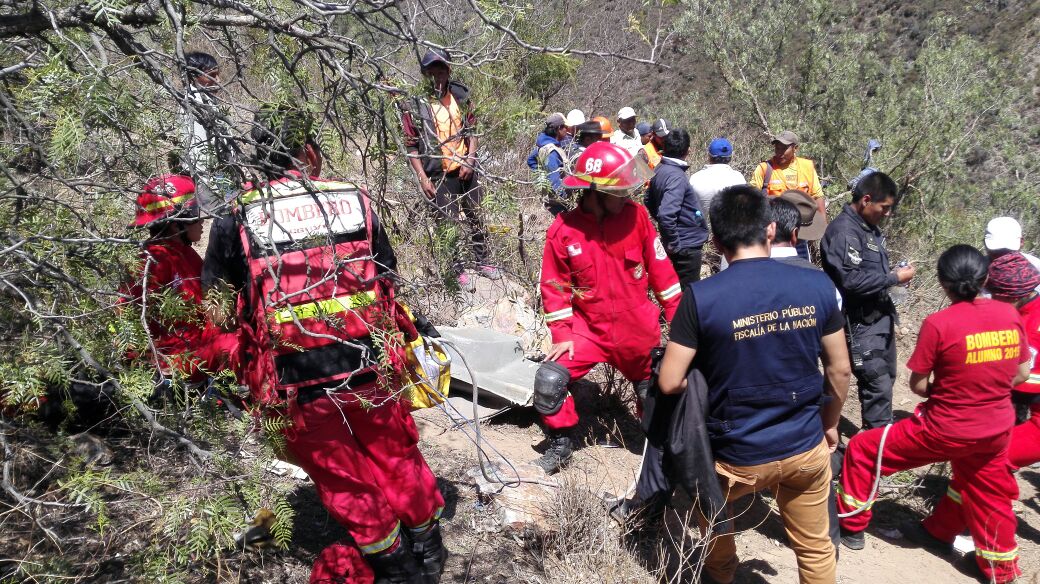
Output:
[
  {"xmin": 644, "ymin": 142, "xmax": 662, "ymax": 169},
  {"xmin": 429, "ymin": 94, "xmax": 466, "ymax": 173},
  {"xmin": 757, "ymin": 157, "xmax": 820, "ymax": 198}
]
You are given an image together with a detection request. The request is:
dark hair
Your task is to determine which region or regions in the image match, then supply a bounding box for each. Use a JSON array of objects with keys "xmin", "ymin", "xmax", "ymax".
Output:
[
  {"xmin": 578, "ymin": 134, "xmax": 603, "ymax": 146},
  {"xmin": 545, "ymin": 123, "xmax": 564, "ymax": 137},
  {"xmin": 661, "ymin": 128, "xmax": 690, "ymax": 159},
  {"xmin": 710, "ymin": 185, "xmax": 771, "ymax": 252},
  {"xmin": 769, "ymin": 197, "xmax": 801, "ymax": 243},
  {"xmin": 147, "ymin": 223, "xmax": 168, "ymax": 239},
  {"xmin": 184, "ymin": 52, "xmax": 218, "ymax": 80},
  {"xmin": 937, "ymin": 244, "xmax": 989, "ymax": 302},
  {"xmin": 709, "ymin": 155, "xmax": 731, "ymax": 165},
  {"xmin": 252, "ymin": 104, "xmax": 318, "ymax": 172},
  {"xmin": 852, "ymin": 171, "xmax": 898, "ymax": 203}
]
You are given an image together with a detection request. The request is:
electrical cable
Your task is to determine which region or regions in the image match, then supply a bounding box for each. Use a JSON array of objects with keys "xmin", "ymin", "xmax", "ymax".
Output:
[{"xmin": 411, "ymin": 337, "xmax": 558, "ymax": 490}]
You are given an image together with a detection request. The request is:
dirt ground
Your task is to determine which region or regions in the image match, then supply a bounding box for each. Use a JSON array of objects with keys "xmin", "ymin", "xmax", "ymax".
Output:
[{"xmin": 408, "ymin": 327, "xmax": 1040, "ymax": 584}]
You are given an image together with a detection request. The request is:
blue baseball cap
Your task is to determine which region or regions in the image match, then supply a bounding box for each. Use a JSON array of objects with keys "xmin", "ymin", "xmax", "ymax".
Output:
[
  {"xmin": 708, "ymin": 137, "xmax": 733, "ymax": 157},
  {"xmin": 636, "ymin": 122, "xmax": 652, "ymax": 136}
]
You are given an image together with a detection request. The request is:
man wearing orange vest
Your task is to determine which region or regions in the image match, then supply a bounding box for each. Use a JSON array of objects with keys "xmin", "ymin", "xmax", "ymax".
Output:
[
  {"xmin": 204, "ymin": 106, "xmax": 446, "ymax": 584},
  {"xmin": 638, "ymin": 122, "xmax": 661, "ymax": 169},
  {"xmin": 750, "ymin": 130, "xmax": 824, "ymax": 216},
  {"xmin": 401, "ymin": 48, "xmax": 498, "ymax": 288}
]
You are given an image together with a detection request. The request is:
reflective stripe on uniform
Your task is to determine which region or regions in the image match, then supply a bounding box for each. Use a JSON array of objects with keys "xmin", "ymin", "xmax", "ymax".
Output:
[
  {"xmin": 272, "ymin": 290, "xmax": 377, "ymax": 324},
  {"xmin": 657, "ymin": 282, "xmax": 682, "ymax": 301},
  {"xmin": 568, "ymin": 173, "xmax": 621, "ymax": 187},
  {"xmin": 835, "ymin": 484, "xmax": 873, "ymax": 511},
  {"xmin": 1024, "ymin": 373, "xmax": 1040, "ymax": 385},
  {"xmin": 358, "ymin": 521, "xmax": 401, "ymax": 554},
  {"xmin": 410, "ymin": 505, "xmax": 445, "ymax": 532},
  {"xmin": 143, "ymin": 193, "xmax": 193, "ymax": 211},
  {"xmin": 543, "ymin": 307, "xmax": 573, "ymax": 323},
  {"xmin": 946, "ymin": 486, "xmax": 962, "ymax": 505},
  {"xmin": 976, "ymin": 546, "xmax": 1019, "ymax": 562}
]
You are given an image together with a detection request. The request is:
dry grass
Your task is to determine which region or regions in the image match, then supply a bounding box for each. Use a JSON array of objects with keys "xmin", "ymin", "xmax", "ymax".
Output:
[
  {"xmin": 530, "ymin": 474, "xmax": 656, "ymax": 584},
  {"xmin": 514, "ymin": 467, "xmax": 729, "ymax": 584}
]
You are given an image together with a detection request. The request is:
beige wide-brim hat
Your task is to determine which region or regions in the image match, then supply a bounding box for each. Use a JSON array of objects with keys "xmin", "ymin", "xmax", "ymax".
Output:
[{"xmin": 779, "ymin": 189, "xmax": 826, "ymax": 241}]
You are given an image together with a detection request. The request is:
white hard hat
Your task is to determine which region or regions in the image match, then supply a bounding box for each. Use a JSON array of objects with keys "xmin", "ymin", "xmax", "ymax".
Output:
[
  {"xmin": 565, "ymin": 109, "xmax": 586, "ymax": 127},
  {"xmin": 985, "ymin": 217, "xmax": 1023, "ymax": 252}
]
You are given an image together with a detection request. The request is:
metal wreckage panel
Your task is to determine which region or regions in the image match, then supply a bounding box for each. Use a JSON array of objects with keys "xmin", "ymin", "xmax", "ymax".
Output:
[{"xmin": 438, "ymin": 327, "xmax": 537, "ymax": 408}]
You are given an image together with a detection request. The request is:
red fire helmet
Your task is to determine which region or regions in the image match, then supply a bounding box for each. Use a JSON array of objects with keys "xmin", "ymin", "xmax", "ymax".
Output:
[
  {"xmin": 310, "ymin": 542, "xmax": 375, "ymax": 584},
  {"xmin": 131, "ymin": 174, "xmax": 199, "ymax": 227},
  {"xmin": 562, "ymin": 141, "xmax": 653, "ymax": 194}
]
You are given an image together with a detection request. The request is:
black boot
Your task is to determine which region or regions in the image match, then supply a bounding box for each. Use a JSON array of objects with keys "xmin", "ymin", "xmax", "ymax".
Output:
[
  {"xmin": 410, "ymin": 522, "xmax": 447, "ymax": 584},
  {"xmin": 609, "ymin": 492, "xmax": 667, "ymax": 532},
  {"xmin": 533, "ymin": 431, "xmax": 574, "ymax": 474},
  {"xmin": 365, "ymin": 542, "xmax": 423, "ymax": 584},
  {"xmin": 840, "ymin": 527, "xmax": 865, "ymax": 551}
]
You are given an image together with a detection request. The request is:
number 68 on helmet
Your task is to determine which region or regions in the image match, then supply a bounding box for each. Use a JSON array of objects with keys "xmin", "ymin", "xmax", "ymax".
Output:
[{"xmin": 562, "ymin": 141, "xmax": 654, "ymax": 195}]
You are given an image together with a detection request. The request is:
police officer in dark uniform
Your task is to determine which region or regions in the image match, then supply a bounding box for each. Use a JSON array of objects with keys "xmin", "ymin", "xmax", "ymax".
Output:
[{"xmin": 821, "ymin": 171, "xmax": 915, "ymax": 430}]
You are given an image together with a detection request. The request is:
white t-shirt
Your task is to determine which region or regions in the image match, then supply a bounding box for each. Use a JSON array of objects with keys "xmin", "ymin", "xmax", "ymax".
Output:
[
  {"xmin": 180, "ymin": 88, "xmax": 234, "ymax": 209},
  {"xmin": 689, "ymin": 163, "xmax": 746, "ymax": 216},
  {"xmin": 610, "ymin": 130, "xmax": 644, "ymax": 156}
]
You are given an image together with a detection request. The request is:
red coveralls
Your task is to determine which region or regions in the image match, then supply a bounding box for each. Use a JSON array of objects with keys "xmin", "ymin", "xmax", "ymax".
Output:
[
  {"xmin": 210, "ymin": 175, "xmax": 444, "ymax": 575},
  {"xmin": 837, "ymin": 299, "xmax": 1027, "ymax": 583},
  {"xmin": 540, "ymin": 199, "xmax": 681, "ymax": 430},
  {"xmin": 1008, "ymin": 295, "xmax": 1040, "ymax": 468},
  {"xmin": 126, "ymin": 240, "xmax": 240, "ymax": 380}
]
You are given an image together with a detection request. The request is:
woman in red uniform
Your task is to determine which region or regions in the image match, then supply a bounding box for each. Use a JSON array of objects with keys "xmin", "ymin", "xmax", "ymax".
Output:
[
  {"xmin": 126, "ymin": 174, "xmax": 239, "ymax": 381},
  {"xmin": 836, "ymin": 245, "xmax": 1029, "ymax": 583},
  {"xmin": 987, "ymin": 252, "xmax": 1040, "ymax": 469}
]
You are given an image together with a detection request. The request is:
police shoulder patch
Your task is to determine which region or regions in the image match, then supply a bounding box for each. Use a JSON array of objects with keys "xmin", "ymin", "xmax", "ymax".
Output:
[{"xmin": 847, "ymin": 244, "xmax": 862, "ymax": 266}]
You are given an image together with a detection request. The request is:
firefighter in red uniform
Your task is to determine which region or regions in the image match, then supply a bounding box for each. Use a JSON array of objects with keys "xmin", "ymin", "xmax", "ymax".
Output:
[
  {"xmin": 202, "ymin": 106, "xmax": 445, "ymax": 584},
  {"xmin": 837, "ymin": 245, "xmax": 1029, "ymax": 584},
  {"xmin": 987, "ymin": 252, "xmax": 1040, "ymax": 469},
  {"xmin": 534, "ymin": 141, "xmax": 682, "ymax": 473},
  {"xmin": 127, "ymin": 174, "xmax": 239, "ymax": 381}
]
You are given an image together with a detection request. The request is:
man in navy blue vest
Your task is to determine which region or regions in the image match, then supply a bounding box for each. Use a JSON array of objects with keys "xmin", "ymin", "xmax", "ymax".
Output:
[{"xmin": 658, "ymin": 185, "xmax": 851, "ymax": 584}]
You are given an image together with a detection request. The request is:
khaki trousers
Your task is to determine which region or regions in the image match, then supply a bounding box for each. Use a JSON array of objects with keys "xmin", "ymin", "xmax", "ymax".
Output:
[{"xmin": 702, "ymin": 439, "xmax": 835, "ymax": 584}]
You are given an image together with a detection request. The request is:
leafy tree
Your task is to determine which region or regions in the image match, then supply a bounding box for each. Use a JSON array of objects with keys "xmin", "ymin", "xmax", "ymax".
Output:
[
  {"xmin": 673, "ymin": 0, "xmax": 1039, "ymax": 258},
  {"xmin": 0, "ymin": 0, "xmax": 662, "ymax": 580}
]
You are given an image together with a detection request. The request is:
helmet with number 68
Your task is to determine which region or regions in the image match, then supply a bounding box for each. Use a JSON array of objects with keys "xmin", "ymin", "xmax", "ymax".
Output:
[{"xmin": 562, "ymin": 141, "xmax": 653, "ymax": 194}]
